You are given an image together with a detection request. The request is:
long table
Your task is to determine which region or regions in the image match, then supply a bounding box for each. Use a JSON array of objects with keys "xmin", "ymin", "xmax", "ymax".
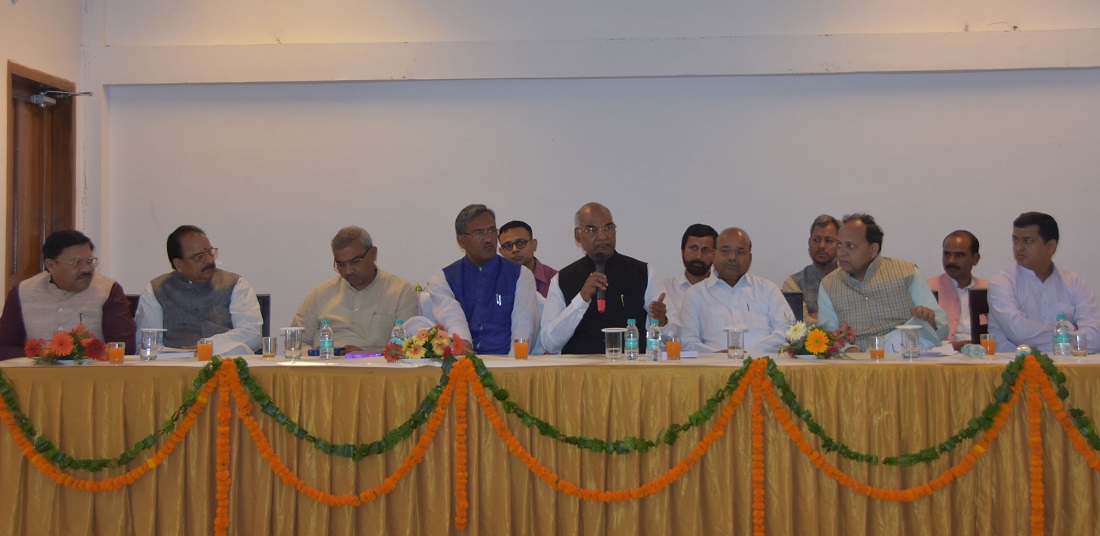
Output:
[{"xmin": 1, "ymin": 353, "xmax": 1099, "ymax": 535}]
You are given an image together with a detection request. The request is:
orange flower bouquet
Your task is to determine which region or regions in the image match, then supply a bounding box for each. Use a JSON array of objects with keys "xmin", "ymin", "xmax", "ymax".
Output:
[
  {"xmin": 779, "ymin": 321, "xmax": 854, "ymax": 359},
  {"xmin": 382, "ymin": 324, "xmax": 466, "ymax": 363},
  {"xmin": 25, "ymin": 323, "xmax": 107, "ymax": 365}
]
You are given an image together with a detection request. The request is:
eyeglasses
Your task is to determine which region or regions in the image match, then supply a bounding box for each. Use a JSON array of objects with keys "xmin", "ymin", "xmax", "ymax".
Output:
[
  {"xmin": 577, "ymin": 223, "xmax": 617, "ymax": 236},
  {"xmin": 334, "ymin": 254, "xmax": 367, "ymax": 270},
  {"xmin": 56, "ymin": 257, "xmax": 99, "ymax": 268},
  {"xmin": 188, "ymin": 248, "xmax": 219, "ymax": 263},
  {"xmin": 499, "ymin": 238, "xmax": 530, "ymax": 251},
  {"xmin": 464, "ymin": 227, "xmax": 499, "ymax": 240},
  {"xmin": 719, "ymin": 247, "xmax": 751, "ymax": 258}
]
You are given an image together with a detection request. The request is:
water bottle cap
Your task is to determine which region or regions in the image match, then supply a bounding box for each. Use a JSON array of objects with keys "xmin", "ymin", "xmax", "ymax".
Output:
[
  {"xmin": 321, "ymin": 320, "xmax": 330, "ymax": 326},
  {"xmin": 1057, "ymin": 314, "xmax": 1068, "ymax": 321},
  {"xmin": 627, "ymin": 319, "xmax": 636, "ymax": 325},
  {"xmin": 649, "ymin": 318, "xmax": 659, "ymax": 325},
  {"xmin": 395, "ymin": 319, "xmax": 404, "ymax": 325}
]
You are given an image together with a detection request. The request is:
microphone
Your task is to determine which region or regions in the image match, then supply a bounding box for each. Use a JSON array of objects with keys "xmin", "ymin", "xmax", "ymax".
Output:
[{"xmin": 594, "ymin": 254, "xmax": 606, "ymax": 313}]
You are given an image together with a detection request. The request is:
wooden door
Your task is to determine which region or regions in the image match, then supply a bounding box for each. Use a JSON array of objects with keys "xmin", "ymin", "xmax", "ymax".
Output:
[{"xmin": 5, "ymin": 62, "xmax": 76, "ymax": 295}]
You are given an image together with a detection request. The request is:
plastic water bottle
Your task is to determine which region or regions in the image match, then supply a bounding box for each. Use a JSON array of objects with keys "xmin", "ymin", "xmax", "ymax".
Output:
[
  {"xmin": 646, "ymin": 318, "xmax": 662, "ymax": 361},
  {"xmin": 390, "ymin": 319, "xmax": 406, "ymax": 345},
  {"xmin": 1053, "ymin": 314, "xmax": 1072, "ymax": 357},
  {"xmin": 625, "ymin": 319, "xmax": 640, "ymax": 360},
  {"xmin": 318, "ymin": 320, "xmax": 335, "ymax": 360}
]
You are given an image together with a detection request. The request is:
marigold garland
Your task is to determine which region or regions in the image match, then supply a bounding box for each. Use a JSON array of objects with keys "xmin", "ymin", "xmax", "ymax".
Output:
[
  {"xmin": 0, "ymin": 365, "xmax": 220, "ymax": 492},
  {"xmin": 467, "ymin": 357, "xmax": 763, "ymax": 504},
  {"xmin": 758, "ymin": 368, "xmax": 1024, "ymax": 503},
  {"xmin": 222, "ymin": 356, "xmax": 458, "ymax": 508},
  {"xmin": 1025, "ymin": 368, "xmax": 1045, "ymax": 536},
  {"xmin": 453, "ymin": 362, "xmax": 471, "ymax": 530},
  {"xmin": 0, "ymin": 351, "xmax": 1096, "ymax": 536},
  {"xmin": 750, "ymin": 373, "xmax": 766, "ymax": 536},
  {"xmin": 214, "ymin": 365, "xmax": 234, "ymax": 536}
]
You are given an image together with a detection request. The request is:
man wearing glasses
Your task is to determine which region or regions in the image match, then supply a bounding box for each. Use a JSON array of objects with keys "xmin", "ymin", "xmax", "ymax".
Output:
[
  {"xmin": 540, "ymin": 202, "xmax": 669, "ymax": 355},
  {"xmin": 0, "ymin": 230, "xmax": 136, "ymax": 358},
  {"xmin": 782, "ymin": 214, "xmax": 840, "ymax": 323},
  {"xmin": 292, "ymin": 226, "xmax": 418, "ymax": 353},
  {"xmin": 136, "ymin": 225, "xmax": 262, "ymax": 355},
  {"xmin": 818, "ymin": 214, "xmax": 946, "ymax": 351},
  {"xmin": 680, "ymin": 228, "xmax": 793, "ymax": 354},
  {"xmin": 428, "ymin": 204, "xmax": 538, "ymax": 355},
  {"xmin": 498, "ymin": 220, "xmax": 558, "ymax": 298}
]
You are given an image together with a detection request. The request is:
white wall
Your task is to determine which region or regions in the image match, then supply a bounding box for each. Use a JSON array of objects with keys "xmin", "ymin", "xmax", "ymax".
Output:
[
  {"xmin": 106, "ymin": 70, "xmax": 1100, "ymax": 329},
  {"xmin": 0, "ymin": 0, "xmax": 84, "ymax": 280},
  {"xmin": 6, "ymin": 0, "xmax": 1100, "ymax": 333}
]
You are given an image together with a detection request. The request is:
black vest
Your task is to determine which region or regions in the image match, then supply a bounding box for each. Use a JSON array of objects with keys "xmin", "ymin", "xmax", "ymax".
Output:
[{"xmin": 558, "ymin": 253, "xmax": 650, "ymax": 354}]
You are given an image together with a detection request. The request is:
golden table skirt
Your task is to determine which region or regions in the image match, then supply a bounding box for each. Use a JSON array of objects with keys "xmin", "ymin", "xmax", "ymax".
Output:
[{"xmin": 1, "ymin": 356, "xmax": 1099, "ymax": 535}]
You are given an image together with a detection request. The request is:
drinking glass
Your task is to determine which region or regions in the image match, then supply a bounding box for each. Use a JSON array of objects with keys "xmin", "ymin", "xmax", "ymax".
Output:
[
  {"xmin": 665, "ymin": 335, "xmax": 681, "ymax": 360},
  {"xmin": 282, "ymin": 327, "xmax": 304, "ymax": 361},
  {"xmin": 262, "ymin": 336, "xmax": 277, "ymax": 358},
  {"xmin": 869, "ymin": 335, "xmax": 886, "ymax": 360},
  {"xmin": 980, "ymin": 334, "xmax": 997, "ymax": 357},
  {"xmin": 1072, "ymin": 333, "xmax": 1088, "ymax": 357},
  {"xmin": 107, "ymin": 342, "xmax": 125, "ymax": 365},
  {"xmin": 140, "ymin": 328, "xmax": 165, "ymax": 361},
  {"xmin": 195, "ymin": 338, "xmax": 214, "ymax": 361},
  {"xmin": 602, "ymin": 328, "xmax": 625, "ymax": 361},
  {"xmin": 899, "ymin": 325, "xmax": 920, "ymax": 360},
  {"xmin": 726, "ymin": 328, "xmax": 746, "ymax": 359},
  {"xmin": 512, "ymin": 337, "xmax": 529, "ymax": 359}
]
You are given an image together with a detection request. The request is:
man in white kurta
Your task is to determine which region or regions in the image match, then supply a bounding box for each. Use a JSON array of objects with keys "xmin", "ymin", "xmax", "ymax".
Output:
[
  {"xmin": 680, "ymin": 228, "xmax": 792, "ymax": 355},
  {"xmin": 988, "ymin": 212, "xmax": 1100, "ymax": 353}
]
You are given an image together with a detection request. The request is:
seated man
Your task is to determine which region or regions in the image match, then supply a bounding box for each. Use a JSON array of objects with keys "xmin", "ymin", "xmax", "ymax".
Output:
[
  {"xmin": 662, "ymin": 223, "xmax": 717, "ymax": 336},
  {"xmin": 540, "ymin": 202, "xmax": 668, "ymax": 354},
  {"xmin": 782, "ymin": 214, "xmax": 839, "ymax": 322},
  {"xmin": 0, "ymin": 230, "xmax": 136, "ymax": 358},
  {"xmin": 681, "ymin": 228, "xmax": 792, "ymax": 354},
  {"xmin": 498, "ymin": 220, "xmax": 558, "ymax": 298},
  {"xmin": 293, "ymin": 226, "xmax": 418, "ymax": 353},
  {"xmin": 428, "ymin": 205, "xmax": 538, "ymax": 354},
  {"xmin": 928, "ymin": 230, "xmax": 988, "ymax": 350},
  {"xmin": 988, "ymin": 212, "xmax": 1100, "ymax": 353},
  {"xmin": 136, "ymin": 225, "xmax": 262, "ymax": 356},
  {"xmin": 818, "ymin": 214, "xmax": 947, "ymax": 351}
]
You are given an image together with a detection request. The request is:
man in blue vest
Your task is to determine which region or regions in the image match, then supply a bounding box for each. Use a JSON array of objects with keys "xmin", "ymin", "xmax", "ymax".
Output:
[
  {"xmin": 540, "ymin": 202, "xmax": 669, "ymax": 354},
  {"xmin": 427, "ymin": 204, "xmax": 538, "ymax": 355},
  {"xmin": 136, "ymin": 225, "xmax": 262, "ymax": 355}
]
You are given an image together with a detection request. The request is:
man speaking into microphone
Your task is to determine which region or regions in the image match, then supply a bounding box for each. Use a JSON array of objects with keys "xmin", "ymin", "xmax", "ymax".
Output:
[{"xmin": 540, "ymin": 202, "xmax": 670, "ymax": 354}]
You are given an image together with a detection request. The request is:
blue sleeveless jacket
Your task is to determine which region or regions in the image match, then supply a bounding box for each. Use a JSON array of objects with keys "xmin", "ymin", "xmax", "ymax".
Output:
[{"xmin": 442, "ymin": 256, "xmax": 521, "ymax": 354}]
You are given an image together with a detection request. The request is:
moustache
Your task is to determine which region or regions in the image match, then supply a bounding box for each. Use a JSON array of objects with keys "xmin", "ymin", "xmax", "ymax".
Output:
[
  {"xmin": 946, "ymin": 265, "xmax": 959, "ymax": 270},
  {"xmin": 202, "ymin": 263, "xmax": 216, "ymax": 272}
]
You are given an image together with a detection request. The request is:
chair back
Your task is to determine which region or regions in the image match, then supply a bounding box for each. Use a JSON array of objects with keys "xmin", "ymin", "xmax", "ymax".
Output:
[
  {"xmin": 969, "ymin": 288, "xmax": 989, "ymax": 342},
  {"xmin": 782, "ymin": 292, "xmax": 804, "ymax": 323}
]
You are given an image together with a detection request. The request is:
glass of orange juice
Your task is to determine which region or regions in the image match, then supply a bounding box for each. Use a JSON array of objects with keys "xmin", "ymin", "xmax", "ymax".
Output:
[
  {"xmin": 512, "ymin": 337, "xmax": 529, "ymax": 359},
  {"xmin": 979, "ymin": 334, "xmax": 997, "ymax": 357},
  {"xmin": 665, "ymin": 335, "xmax": 681, "ymax": 360},
  {"xmin": 196, "ymin": 338, "xmax": 214, "ymax": 361},
  {"xmin": 107, "ymin": 342, "xmax": 125, "ymax": 365},
  {"xmin": 869, "ymin": 335, "xmax": 886, "ymax": 360}
]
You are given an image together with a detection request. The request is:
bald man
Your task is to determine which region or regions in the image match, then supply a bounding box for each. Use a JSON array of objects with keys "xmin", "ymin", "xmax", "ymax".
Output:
[
  {"xmin": 539, "ymin": 202, "xmax": 669, "ymax": 354},
  {"xmin": 680, "ymin": 227, "xmax": 792, "ymax": 355}
]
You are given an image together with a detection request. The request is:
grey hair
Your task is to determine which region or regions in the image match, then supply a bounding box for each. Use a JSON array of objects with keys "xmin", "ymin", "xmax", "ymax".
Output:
[
  {"xmin": 331, "ymin": 226, "xmax": 373, "ymax": 251},
  {"xmin": 454, "ymin": 204, "xmax": 495, "ymax": 235},
  {"xmin": 809, "ymin": 214, "xmax": 840, "ymax": 236}
]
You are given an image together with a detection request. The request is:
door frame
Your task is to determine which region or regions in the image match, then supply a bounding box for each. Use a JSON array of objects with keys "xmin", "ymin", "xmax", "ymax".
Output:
[{"xmin": 6, "ymin": 62, "xmax": 77, "ymax": 294}]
